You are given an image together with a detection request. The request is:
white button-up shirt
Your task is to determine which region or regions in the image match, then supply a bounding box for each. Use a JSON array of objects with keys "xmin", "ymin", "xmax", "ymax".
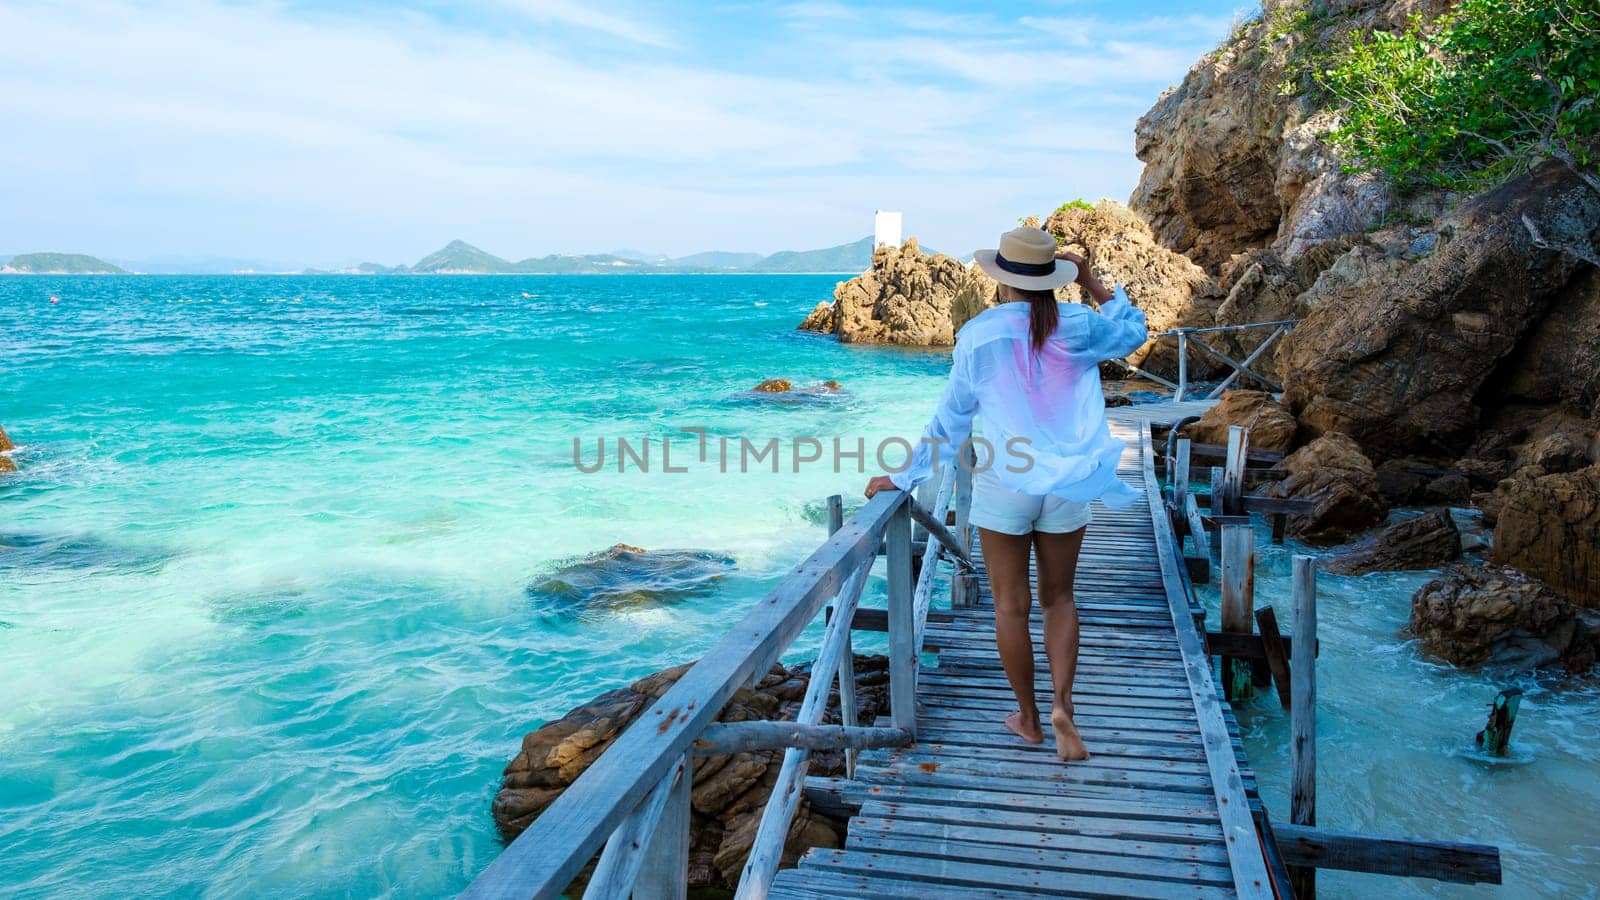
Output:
[{"xmin": 889, "ymin": 286, "xmax": 1149, "ymax": 508}]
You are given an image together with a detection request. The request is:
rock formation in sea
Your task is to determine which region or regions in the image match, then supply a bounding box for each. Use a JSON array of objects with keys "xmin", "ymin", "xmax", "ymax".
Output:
[
  {"xmin": 1409, "ymin": 564, "xmax": 1599, "ymax": 673},
  {"xmin": 796, "ymin": 238, "xmax": 983, "ymax": 346},
  {"xmin": 1491, "ymin": 464, "xmax": 1600, "ymax": 609},
  {"xmin": 524, "ymin": 544, "xmax": 736, "ymax": 619},
  {"xmin": 493, "ymin": 656, "xmax": 891, "ymax": 892},
  {"xmin": 1325, "ymin": 508, "xmax": 1462, "ymax": 576},
  {"xmin": 0, "ymin": 424, "xmax": 14, "ymax": 473}
]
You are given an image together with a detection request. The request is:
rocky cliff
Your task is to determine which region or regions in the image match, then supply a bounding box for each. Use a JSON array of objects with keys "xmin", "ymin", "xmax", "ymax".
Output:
[{"xmin": 797, "ymin": 238, "xmax": 982, "ymax": 345}]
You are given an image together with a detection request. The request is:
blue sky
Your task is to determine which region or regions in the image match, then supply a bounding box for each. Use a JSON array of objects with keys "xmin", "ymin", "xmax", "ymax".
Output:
[{"xmin": 0, "ymin": 1, "xmax": 1251, "ymax": 266}]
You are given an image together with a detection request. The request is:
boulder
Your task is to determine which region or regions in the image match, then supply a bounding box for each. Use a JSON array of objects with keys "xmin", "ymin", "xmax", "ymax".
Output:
[
  {"xmin": 950, "ymin": 265, "xmax": 999, "ymax": 335},
  {"xmin": 1044, "ymin": 201, "xmax": 1222, "ymax": 376},
  {"xmin": 493, "ymin": 656, "xmax": 892, "ymax": 892},
  {"xmin": 1325, "ymin": 508, "xmax": 1461, "ymax": 576},
  {"xmin": 1278, "ymin": 162, "xmax": 1600, "ymax": 460},
  {"xmin": 1374, "ymin": 458, "xmax": 1473, "ymax": 507},
  {"xmin": 525, "ymin": 545, "xmax": 736, "ymax": 618},
  {"xmin": 795, "ymin": 238, "xmax": 979, "ymax": 346},
  {"xmin": 1261, "ymin": 432, "xmax": 1388, "ymax": 544},
  {"xmin": 1493, "ymin": 464, "xmax": 1600, "ymax": 608},
  {"xmin": 1181, "ymin": 390, "xmax": 1297, "ymax": 454},
  {"xmin": 0, "ymin": 424, "xmax": 12, "ymax": 452},
  {"xmin": 753, "ymin": 379, "xmax": 792, "ymax": 393},
  {"xmin": 1408, "ymin": 564, "xmax": 1598, "ymax": 672}
]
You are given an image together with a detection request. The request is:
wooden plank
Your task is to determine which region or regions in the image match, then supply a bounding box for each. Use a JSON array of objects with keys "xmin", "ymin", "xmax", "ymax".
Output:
[
  {"xmin": 858, "ymin": 797, "xmax": 1226, "ymax": 845},
  {"xmin": 1291, "ymin": 554, "xmax": 1318, "ymax": 898},
  {"xmin": 1273, "ymin": 824, "xmax": 1502, "ymax": 885},
  {"xmin": 846, "ymin": 833, "xmax": 1235, "ymax": 887},
  {"xmin": 1203, "ymin": 630, "xmax": 1313, "ymax": 660},
  {"xmin": 771, "ymin": 867, "xmax": 1046, "ymax": 900},
  {"xmin": 1174, "ymin": 437, "xmax": 1191, "ymax": 511},
  {"xmin": 1219, "ymin": 521, "xmax": 1255, "ymax": 703},
  {"xmin": 1184, "ymin": 494, "xmax": 1211, "ymax": 576},
  {"xmin": 1254, "ymin": 606, "xmax": 1292, "ymax": 709},
  {"xmin": 584, "ymin": 759, "xmax": 681, "ymax": 899},
  {"xmin": 463, "ymin": 490, "xmax": 905, "ymax": 899},
  {"xmin": 693, "ymin": 722, "xmax": 911, "ymax": 756},
  {"xmin": 1221, "ymin": 425, "xmax": 1248, "ymax": 516},
  {"xmin": 845, "ymin": 815, "xmax": 1231, "ymax": 865},
  {"xmin": 801, "ymin": 848, "xmax": 1234, "ymax": 900},
  {"xmin": 1135, "ymin": 426, "xmax": 1273, "ymax": 899},
  {"xmin": 886, "ymin": 499, "xmax": 917, "ymax": 736},
  {"xmin": 635, "ymin": 756, "xmax": 690, "ymax": 900}
]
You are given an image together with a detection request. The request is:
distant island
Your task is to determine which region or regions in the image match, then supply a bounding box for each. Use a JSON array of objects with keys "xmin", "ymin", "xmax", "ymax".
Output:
[
  {"xmin": 0, "ymin": 252, "xmax": 126, "ymax": 274},
  {"xmin": 313, "ymin": 236, "xmax": 886, "ymax": 275}
]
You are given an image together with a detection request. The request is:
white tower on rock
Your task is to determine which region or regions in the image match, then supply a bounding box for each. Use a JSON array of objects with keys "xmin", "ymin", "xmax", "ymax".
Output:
[{"xmin": 874, "ymin": 210, "xmax": 903, "ymax": 249}]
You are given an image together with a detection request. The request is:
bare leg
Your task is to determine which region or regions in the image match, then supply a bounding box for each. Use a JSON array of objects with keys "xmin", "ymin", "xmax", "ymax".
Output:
[
  {"xmin": 978, "ymin": 526, "xmax": 1042, "ymax": 744},
  {"xmin": 1035, "ymin": 527, "xmax": 1090, "ymax": 761}
]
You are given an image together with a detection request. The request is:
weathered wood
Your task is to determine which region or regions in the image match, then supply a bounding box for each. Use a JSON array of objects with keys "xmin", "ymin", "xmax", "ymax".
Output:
[
  {"xmin": 1156, "ymin": 319, "xmax": 1298, "ymax": 337},
  {"xmin": 1476, "ymin": 688, "xmax": 1524, "ymax": 756},
  {"xmin": 1137, "ymin": 428, "xmax": 1274, "ymax": 898},
  {"xmin": 833, "ymin": 606, "xmax": 954, "ymax": 633},
  {"xmin": 1221, "ymin": 426, "xmax": 1248, "ymax": 516},
  {"xmin": 1273, "ymin": 824, "xmax": 1502, "ymax": 885},
  {"xmin": 1271, "ymin": 512, "xmax": 1287, "ymax": 544},
  {"xmin": 952, "ymin": 447, "xmax": 974, "ymax": 608},
  {"xmin": 1156, "ymin": 441, "xmax": 1285, "ymax": 465},
  {"xmin": 1174, "ymin": 437, "xmax": 1192, "ymax": 510},
  {"xmin": 584, "ymin": 759, "xmax": 683, "ymax": 899},
  {"xmin": 1254, "ymin": 606, "xmax": 1292, "ymax": 709},
  {"xmin": 1206, "ymin": 326, "xmax": 1287, "ymax": 400},
  {"xmin": 1184, "ymin": 493, "xmax": 1211, "ymax": 566},
  {"xmin": 1188, "ymin": 333, "xmax": 1283, "ymax": 392},
  {"xmin": 693, "ymin": 723, "xmax": 912, "ymax": 756},
  {"xmin": 462, "ymin": 491, "xmax": 904, "ymax": 899},
  {"xmin": 885, "ymin": 499, "xmax": 917, "ymax": 736},
  {"xmin": 1290, "ymin": 554, "xmax": 1318, "ymax": 898},
  {"xmin": 826, "ymin": 496, "xmax": 860, "ymax": 778},
  {"xmin": 1175, "ymin": 330, "xmax": 1189, "ymax": 402},
  {"xmin": 1203, "ymin": 630, "xmax": 1313, "ymax": 661},
  {"xmin": 635, "ymin": 757, "xmax": 691, "ymax": 900},
  {"xmin": 1219, "ymin": 522, "xmax": 1255, "ymax": 703},
  {"xmin": 908, "ymin": 490, "xmax": 971, "ymax": 567},
  {"xmin": 1109, "ymin": 357, "xmax": 1183, "ymax": 391}
]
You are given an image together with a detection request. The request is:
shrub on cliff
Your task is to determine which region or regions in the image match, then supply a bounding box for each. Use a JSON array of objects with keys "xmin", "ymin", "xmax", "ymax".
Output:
[{"xmin": 1322, "ymin": 0, "xmax": 1600, "ymax": 192}]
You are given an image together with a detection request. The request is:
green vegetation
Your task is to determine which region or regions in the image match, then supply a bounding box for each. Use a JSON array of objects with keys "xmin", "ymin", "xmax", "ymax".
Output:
[
  {"xmin": 1055, "ymin": 199, "xmax": 1095, "ymax": 213},
  {"xmin": 1, "ymin": 252, "xmax": 125, "ymax": 274},
  {"xmin": 1320, "ymin": 0, "xmax": 1600, "ymax": 192}
]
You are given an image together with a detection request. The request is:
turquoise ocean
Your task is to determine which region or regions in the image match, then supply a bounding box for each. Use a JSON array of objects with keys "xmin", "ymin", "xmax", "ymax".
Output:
[{"xmin": 1, "ymin": 275, "xmax": 1596, "ymax": 897}]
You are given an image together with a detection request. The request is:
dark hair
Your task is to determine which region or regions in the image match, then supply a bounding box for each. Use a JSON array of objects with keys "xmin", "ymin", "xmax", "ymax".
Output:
[{"xmin": 1011, "ymin": 287, "xmax": 1058, "ymax": 351}]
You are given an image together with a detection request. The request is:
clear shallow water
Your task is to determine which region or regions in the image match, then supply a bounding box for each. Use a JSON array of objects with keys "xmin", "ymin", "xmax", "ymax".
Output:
[
  {"xmin": 1197, "ymin": 517, "xmax": 1600, "ymax": 898},
  {"xmin": 1, "ymin": 276, "xmax": 1596, "ymax": 898},
  {"xmin": 0, "ymin": 275, "xmax": 941, "ymax": 897}
]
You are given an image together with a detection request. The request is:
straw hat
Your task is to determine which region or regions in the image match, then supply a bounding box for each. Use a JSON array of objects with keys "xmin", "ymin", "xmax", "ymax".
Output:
[{"xmin": 973, "ymin": 227, "xmax": 1078, "ymax": 291}]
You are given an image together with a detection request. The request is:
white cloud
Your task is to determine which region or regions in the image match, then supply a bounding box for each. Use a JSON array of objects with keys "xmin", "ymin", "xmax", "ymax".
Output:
[{"xmin": 0, "ymin": 0, "xmax": 1236, "ymax": 262}]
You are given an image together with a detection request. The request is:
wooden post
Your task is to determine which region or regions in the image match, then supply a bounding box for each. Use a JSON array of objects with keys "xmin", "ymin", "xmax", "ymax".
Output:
[
  {"xmin": 1209, "ymin": 466, "xmax": 1225, "ymax": 518},
  {"xmin": 1290, "ymin": 555, "xmax": 1318, "ymax": 899},
  {"xmin": 952, "ymin": 444, "xmax": 974, "ymax": 608},
  {"xmin": 1271, "ymin": 513, "xmax": 1288, "ymax": 545},
  {"xmin": 825, "ymin": 495, "xmax": 859, "ymax": 776},
  {"xmin": 1219, "ymin": 522, "xmax": 1255, "ymax": 702},
  {"xmin": 886, "ymin": 497, "xmax": 917, "ymax": 737},
  {"xmin": 912, "ymin": 480, "xmax": 934, "ymax": 545},
  {"xmin": 1175, "ymin": 331, "xmax": 1188, "ymax": 402},
  {"xmin": 1174, "ymin": 437, "xmax": 1192, "ymax": 511},
  {"xmin": 1476, "ymin": 688, "xmax": 1523, "ymax": 756},
  {"xmin": 635, "ymin": 756, "xmax": 691, "ymax": 900},
  {"xmin": 1255, "ymin": 606, "xmax": 1292, "ymax": 709},
  {"xmin": 1222, "ymin": 425, "xmax": 1249, "ymax": 516}
]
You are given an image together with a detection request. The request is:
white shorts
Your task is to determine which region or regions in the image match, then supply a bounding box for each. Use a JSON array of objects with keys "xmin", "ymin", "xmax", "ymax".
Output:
[{"xmin": 969, "ymin": 466, "xmax": 1093, "ymax": 536}]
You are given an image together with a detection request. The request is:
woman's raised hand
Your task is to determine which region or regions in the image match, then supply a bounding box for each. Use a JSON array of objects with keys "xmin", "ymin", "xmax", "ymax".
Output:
[{"xmin": 864, "ymin": 475, "xmax": 898, "ymax": 498}]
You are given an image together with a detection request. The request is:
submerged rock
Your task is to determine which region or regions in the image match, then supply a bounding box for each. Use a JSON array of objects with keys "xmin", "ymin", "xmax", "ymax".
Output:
[
  {"xmin": 1493, "ymin": 465, "xmax": 1600, "ymax": 609},
  {"xmin": 753, "ymin": 378, "xmax": 792, "ymax": 393},
  {"xmin": 1181, "ymin": 390, "xmax": 1297, "ymax": 455},
  {"xmin": 0, "ymin": 425, "xmax": 13, "ymax": 473},
  {"xmin": 1261, "ymin": 432, "xmax": 1387, "ymax": 545},
  {"xmin": 1409, "ymin": 565, "xmax": 1598, "ymax": 673},
  {"xmin": 493, "ymin": 656, "xmax": 892, "ymax": 891},
  {"xmin": 525, "ymin": 544, "xmax": 735, "ymax": 617},
  {"xmin": 0, "ymin": 424, "xmax": 12, "ymax": 452},
  {"xmin": 1325, "ymin": 509, "xmax": 1461, "ymax": 576}
]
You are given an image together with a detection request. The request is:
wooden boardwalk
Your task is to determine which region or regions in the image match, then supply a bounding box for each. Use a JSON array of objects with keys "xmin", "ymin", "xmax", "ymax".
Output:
[{"xmin": 771, "ymin": 418, "xmax": 1275, "ymax": 899}]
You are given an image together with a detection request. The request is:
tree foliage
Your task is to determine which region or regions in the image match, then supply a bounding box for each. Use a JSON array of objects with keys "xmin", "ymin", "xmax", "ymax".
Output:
[{"xmin": 1321, "ymin": 0, "xmax": 1600, "ymax": 192}]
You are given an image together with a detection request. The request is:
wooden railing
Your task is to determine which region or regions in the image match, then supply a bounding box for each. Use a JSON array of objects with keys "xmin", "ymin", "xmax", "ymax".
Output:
[
  {"xmin": 464, "ymin": 461, "xmax": 971, "ymax": 900},
  {"xmin": 1112, "ymin": 319, "xmax": 1297, "ymax": 402}
]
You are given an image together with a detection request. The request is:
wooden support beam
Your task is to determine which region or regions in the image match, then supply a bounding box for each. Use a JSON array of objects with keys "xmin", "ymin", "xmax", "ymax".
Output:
[
  {"xmin": 1271, "ymin": 512, "xmax": 1287, "ymax": 544},
  {"xmin": 951, "ymin": 446, "xmax": 975, "ymax": 608},
  {"xmin": 585, "ymin": 759, "xmax": 684, "ymax": 899},
  {"xmin": 1290, "ymin": 555, "xmax": 1318, "ymax": 898},
  {"xmin": 1188, "ymin": 333, "xmax": 1284, "ymax": 392},
  {"xmin": 830, "ymin": 606, "xmax": 954, "ymax": 633},
  {"xmin": 1272, "ymin": 824, "xmax": 1502, "ymax": 885},
  {"xmin": 907, "ymin": 498, "xmax": 973, "ymax": 568},
  {"xmin": 1476, "ymin": 688, "xmax": 1524, "ymax": 756},
  {"xmin": 692, "ymin": 722, "xmax": 912, "ymax": 756},
  {"xmin": 1174, "ymin": 437, "xmax": 1191, "ymax": 511},
  {"xmin": 1203, "ymin": 630, "xmax": 1315, "ymax": 660},
  {"xmin": 1207, "ymin": 326, "xmax": 1287, "ymax": 400},
  {"xmin": 1254, "ymin": 606, "xmax": 1292, "ymax": 709},
  {"xmin": 825, "ymin": 496, "xmax": 859, "ymax": 779},
  {"xmin": 1175, "ymin": 330, "xmax": 1188, "ymax": 402},
  {"xmin": 1219, "ymin": 522, "xmax": 1256, "ymax": 702},
  {"xmin": 635, "ymin": 757, "xmax": 691, "ymax": 900},
  {"xmin": 1184, "ymin": 494, "xmax": 1211, "ymax": 566},
  {"xmin": 1222, "ymin": 426, "xmax": 1249, "ymax": 516},
  {"xmin": 885, "ymin": 500, "xmax": 917, "ymax": 736},
  {"xmin": 1146, "ymin": 435, "xmax": 1287, "ymax": 465}
]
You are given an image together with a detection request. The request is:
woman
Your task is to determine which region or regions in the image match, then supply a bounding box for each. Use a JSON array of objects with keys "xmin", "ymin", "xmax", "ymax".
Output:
[{"xmin": 864, "ymin": 225, "xmax": 1147, "ymax": 762}]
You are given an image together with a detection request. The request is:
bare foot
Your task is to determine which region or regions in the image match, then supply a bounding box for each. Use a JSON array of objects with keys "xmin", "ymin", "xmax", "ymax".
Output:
[
  {"xmin": 1051, "ymin": 706, "xmax": 1091, "ymax": 762},
  {"xmin": 1004, "ymin": 710, "xmax": 1044, "ymax": 744}
]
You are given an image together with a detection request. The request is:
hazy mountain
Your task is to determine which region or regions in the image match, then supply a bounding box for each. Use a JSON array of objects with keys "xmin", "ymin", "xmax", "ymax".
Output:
[
  {"xmin": 668, "ymin": 250, "xmax": 766, "ymax": 270},
  {"xmin": 1, "ymin": 252, "xmax": 126, "ymax": 274},
  {"xmin": 608, "ymin": 247, "xmax": 670, "ymax": 264},
  {"xmin": 412, "ymin": 240, "xmax": 517, "ymax": 273},
  {"xmin": 746, "ymin": 236, "xmax": 876, "ymax": 273},
  {"xmin": 114, "ymin": 254, "xmax": 298, "ymax": 274}
]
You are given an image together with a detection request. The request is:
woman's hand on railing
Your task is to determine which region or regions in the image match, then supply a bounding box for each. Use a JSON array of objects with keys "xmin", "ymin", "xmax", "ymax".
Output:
[{"xmin": 864, "ymin": 475, "xmax": 898, "ymax": 498}]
